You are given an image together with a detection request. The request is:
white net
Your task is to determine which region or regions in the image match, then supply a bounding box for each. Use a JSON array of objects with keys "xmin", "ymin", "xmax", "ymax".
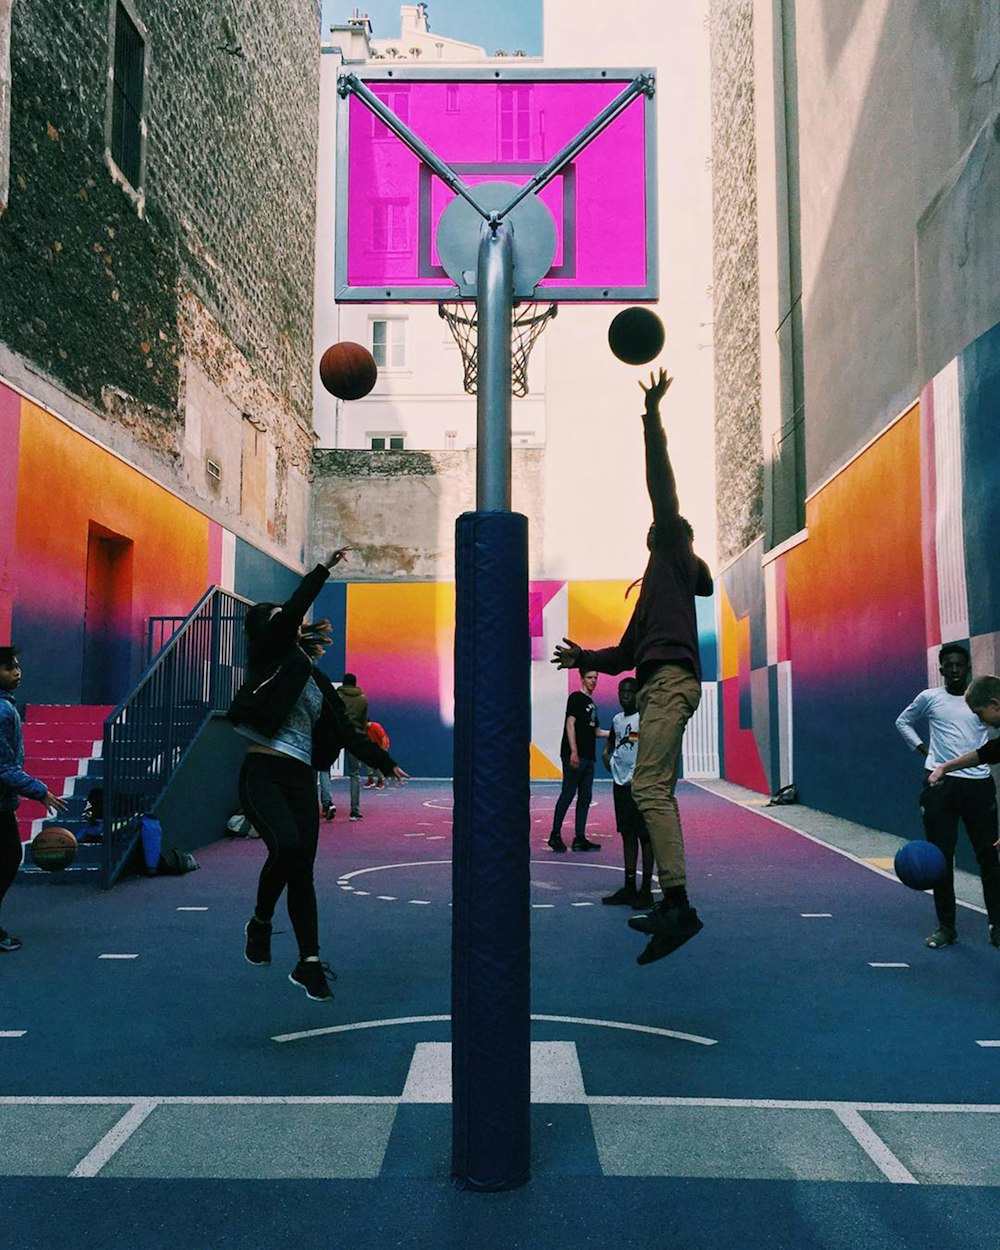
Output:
[{"xmin": 438, "ymin": 302, "xmax": 558, "ymax": 398}]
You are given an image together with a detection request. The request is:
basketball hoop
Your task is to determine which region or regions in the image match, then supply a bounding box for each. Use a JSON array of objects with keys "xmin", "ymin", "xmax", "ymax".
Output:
[{"xmin": 439, "ymin": 302, "xmax": 558, "ymax": 398}]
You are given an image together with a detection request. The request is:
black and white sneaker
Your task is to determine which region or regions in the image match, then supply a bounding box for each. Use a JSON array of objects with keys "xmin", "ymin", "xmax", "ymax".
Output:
[
  {"xmin": 0, "ymin": 928, "xmax": 23, "ymax": 953},
  {"xmin": 244, "ymin": 917, "xmax": 272, "ymax": 965},
  {"xmin": 349, "ymin": 812, "xmax": 363, "ymax": 822},
  {"xmin": 571, "ymin": 838, "xmax": 601, "ymax": 852},
  {"xmin": 289, "ymin": 960, "xmax": 337, "ymax": 1001}
]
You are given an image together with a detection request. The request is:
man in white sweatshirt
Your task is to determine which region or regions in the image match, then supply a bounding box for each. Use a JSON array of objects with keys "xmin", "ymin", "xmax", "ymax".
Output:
[{"xmin": 895, "ymin": 643, "xmax": 1000, "ymax": 949}]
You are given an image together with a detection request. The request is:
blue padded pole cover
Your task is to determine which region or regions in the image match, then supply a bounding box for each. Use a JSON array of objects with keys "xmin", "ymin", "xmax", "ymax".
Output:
[{"xmin": 451, "ymin": 510, "xmax": 531, "ymax": 1190}]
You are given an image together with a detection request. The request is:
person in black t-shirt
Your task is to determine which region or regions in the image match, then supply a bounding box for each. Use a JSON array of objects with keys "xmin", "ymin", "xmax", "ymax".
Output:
[{"xmin": 547, "ymin": 670, "xmax": 608, "ymax": 853}]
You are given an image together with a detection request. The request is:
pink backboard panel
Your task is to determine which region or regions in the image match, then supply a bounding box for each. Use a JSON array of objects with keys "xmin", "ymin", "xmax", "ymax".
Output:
[{"xmin": 337, "ymin": 74, "xmax": 655, "ymax": 302}]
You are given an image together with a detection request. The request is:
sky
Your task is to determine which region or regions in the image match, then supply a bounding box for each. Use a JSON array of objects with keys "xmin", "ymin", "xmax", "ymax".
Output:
[{"xmin": 321, "ymin": 0, "xmax": 543, "ymax": 57}]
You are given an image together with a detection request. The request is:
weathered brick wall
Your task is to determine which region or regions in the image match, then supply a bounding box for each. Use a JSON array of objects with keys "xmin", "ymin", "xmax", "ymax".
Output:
[
  {"xmin": 709, "ymin": 0, "xmax": 763, "ymax": 564},
  {"xmin": 311, "ymin": 448, "xmax": 546, "ymax": 580},
  {"xmin": 0, "ymin": 0, "xmax": 319, "ymax": 445}
]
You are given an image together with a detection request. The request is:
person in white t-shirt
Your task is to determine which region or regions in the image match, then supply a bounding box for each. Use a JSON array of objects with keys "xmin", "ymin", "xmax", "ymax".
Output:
[
  {"xmin": 895, "ymin": 643, "xmax": 1000, "ymax": 949},
  {"xmin": 600, "ymin": 678, "xmax": 654, "ymax": 909}
]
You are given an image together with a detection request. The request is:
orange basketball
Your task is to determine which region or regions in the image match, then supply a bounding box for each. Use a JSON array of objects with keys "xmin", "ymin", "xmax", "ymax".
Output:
[
  {"xmin": 29, "ymin": 826, "xmax": 78, "ymax": 872},
  {"xmin": 319, "ymin": 341, "xmax": 378, "ymax": 401}
]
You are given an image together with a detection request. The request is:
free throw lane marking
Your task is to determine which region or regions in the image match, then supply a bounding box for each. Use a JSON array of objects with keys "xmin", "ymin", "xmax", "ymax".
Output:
[
  {"xmin": 401, "ymin": 1041, "xmax": 587, "ymax": 1104},
  {"xmin": 69, "ymin": 1099, "xmax": 158, "ymax": 1178},
  {"xmin": 832, "ymin": 1107, "xmax": 919, "ymax": 1184}
]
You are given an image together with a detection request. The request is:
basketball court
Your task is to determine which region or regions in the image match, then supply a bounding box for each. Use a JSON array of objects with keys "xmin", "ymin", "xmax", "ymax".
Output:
[{"xmin": 2, "ymin": 780, "xmax": 998, "ymax": 1247}]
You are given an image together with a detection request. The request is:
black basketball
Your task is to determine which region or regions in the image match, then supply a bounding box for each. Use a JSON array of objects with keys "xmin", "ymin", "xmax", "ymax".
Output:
[{"xmin": 608, "ymin": 307, "xmax": 665, "ymax": 366}]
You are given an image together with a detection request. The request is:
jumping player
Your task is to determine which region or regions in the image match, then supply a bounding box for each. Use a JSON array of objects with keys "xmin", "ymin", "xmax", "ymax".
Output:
[{"xmin": 553, "ymin": 369, "xmax": 713, "ymax": 965}]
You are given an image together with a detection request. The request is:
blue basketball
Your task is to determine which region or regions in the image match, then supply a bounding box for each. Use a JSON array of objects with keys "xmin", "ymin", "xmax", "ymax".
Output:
[{"xmin": 893, "ymin": 839, "xmax": 947, "ymax": 890}]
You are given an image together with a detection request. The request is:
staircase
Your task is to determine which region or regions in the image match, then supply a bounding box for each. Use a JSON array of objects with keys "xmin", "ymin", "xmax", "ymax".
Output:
[{"xmin": 16, "ymin": 705, "xmax": 111, "ymax": 881}]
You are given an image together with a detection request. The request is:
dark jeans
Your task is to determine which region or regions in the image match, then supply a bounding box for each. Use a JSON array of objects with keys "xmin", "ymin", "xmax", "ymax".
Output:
[
  {"xmin": 0, "ymin": 810, "xmax": 22, "ymax": 916},
  {"xmin": 551, "ymin": 758, "xmax": 595, "ymax": 842},
  {"xmin": 920, "ymin": 775, "xmax": 1000, "ymax": 929},
  {"xmin": 239, "ymin": 752, "xmax": 321, "ymax": 959}
]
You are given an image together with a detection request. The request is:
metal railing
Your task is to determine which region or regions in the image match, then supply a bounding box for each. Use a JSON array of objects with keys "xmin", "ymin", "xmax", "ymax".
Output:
[{"xmin": 102, "ymin": 587, "xmax": 252, "ymax": 887}]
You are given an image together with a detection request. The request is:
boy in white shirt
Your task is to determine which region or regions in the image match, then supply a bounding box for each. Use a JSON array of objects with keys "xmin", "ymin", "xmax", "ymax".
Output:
[
  {"xmin": 895, "ymin": 644, "xmax": 1000, "ymax": 949},
  {"xmin": 601, "ymin": 678, "xmax": 654, "ymax": 908}
]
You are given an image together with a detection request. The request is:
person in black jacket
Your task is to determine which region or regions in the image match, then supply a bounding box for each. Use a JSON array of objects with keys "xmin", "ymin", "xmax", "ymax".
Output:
[{"xmin": 228, "ymin": 547, "xmax": 408, "ymax": 1001}]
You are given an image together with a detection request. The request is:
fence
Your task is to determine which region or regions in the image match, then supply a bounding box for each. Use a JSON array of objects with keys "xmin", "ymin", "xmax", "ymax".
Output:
[{"xmin": 102, "ymin": 588, "xmax": 251, "ymax": 887}]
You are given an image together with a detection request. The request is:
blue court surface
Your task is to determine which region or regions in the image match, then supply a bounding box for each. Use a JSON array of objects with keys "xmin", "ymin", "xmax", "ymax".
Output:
[{"xmin": 2, "ymin": 780, "xmax": 998, "ymax": 1249}]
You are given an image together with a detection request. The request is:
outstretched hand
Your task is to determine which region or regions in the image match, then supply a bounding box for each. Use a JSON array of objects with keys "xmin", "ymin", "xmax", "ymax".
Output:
[
  {"xmin": 639, "ymin": 368, "xmax": 672, "ymax": 414},
  {"xmin": 390, "ymin": 766, "xmax": 410, "ymax": 785},
  {"xmin": 551, "ymin": 637, "xmax": 582, "ymax": 669},
  {"xmin": 325, "ymin": 546, "xmax": 352, "ymax": 568}
]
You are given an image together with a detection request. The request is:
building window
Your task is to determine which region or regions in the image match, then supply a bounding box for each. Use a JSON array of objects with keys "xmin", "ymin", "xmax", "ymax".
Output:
[
  {"xmin": 370, "ymin": 436, "xmax": 405, "ymax": 451},
  {"xmin": 372, "ymin": 200, "xmax": 410, "ymax": 252},
  {"xmin": 372, "ymin": 89, "xmax": 409, "ymax": 139},
  {"xmin": 446, "ymin": 84, "xmax": 460, "ymax": 112},
  {"xmin": 498, "ymin": 86, "xmax": 531, "ymax": 161},
  {"xmin": 371, "ymin": 318, "xmax": 406, "ymax": 369},
  {"xmin": 109, "ymin": 1, "xmax": 146, "ymax": 190},
  {"xmin": 445, "ymin": 431, "xmax": 457, "ymax": 449}
]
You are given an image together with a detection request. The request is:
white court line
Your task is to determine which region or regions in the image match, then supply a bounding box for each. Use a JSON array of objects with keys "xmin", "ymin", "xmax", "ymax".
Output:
[
  {"xmin": 869, "ymin": 962, "xmax": 909, "ymax": 968},
  {"xmin": 0, "ymin": 1031, "xmax": 26, "ymax": 1038},
  {"xmin": 832, "ymin": 1107, "xmax": 919, "ymax": 1184},
  {"xmin": 69, "ymin": 1099, "xmax": 158, "ymax": 1178},
  {"xmin": 571, "ymin": 902, "xmax": 595, "ymax": 907},
  {"xmin": 353, "ymin": 890, "xmax": 370, "ymax": 896},
  {"xmin": 801, "ymin": 913, "xmax": 832, "ymax": 918},
  {"xmin": 976, "ymin": 1040, "xmax": 1000, "ymax": 1048},
  {"xmin": 98, "ymin": 954, "xmax": 138, "ymax": 960},
  {"xmin": 409, "ymin": 899, "xmax": 431, "ymax": 905},
  {"xmin": 177, "ymin": 907, "xmax": 208, "ymax": 912},
  {"xmin": 377, "ymin": 895, "xmax": 397, "ymax": 901},
  {"xmin": 271, "ymin": 1012, "xmax": 717, "ymax": 1046},
  {"xmin": 338, "ymin": 860, "xmax": 451, "ymax": 881},
  {"xmin": 532, "ymin": 904, "xmax": 555, "ymax": 909}
]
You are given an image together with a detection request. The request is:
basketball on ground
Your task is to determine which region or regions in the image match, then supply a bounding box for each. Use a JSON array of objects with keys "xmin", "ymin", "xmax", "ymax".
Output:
[
  {"xmin": 893, "ymin": 839, "xmax": 947, "ymax": 890},
  {"xmin": 29, "ymin": 826, "xmax": 78, "ymax": 872},
  {"xmin": 608, "ymin": 307, "xmax": 665, "ymax": 366},
  {"xmin": 319, "ymin": 342, "xmax": 378, "ymax": 401}
]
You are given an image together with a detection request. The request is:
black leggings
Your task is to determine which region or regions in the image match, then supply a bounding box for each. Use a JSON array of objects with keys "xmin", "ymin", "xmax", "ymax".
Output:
[
  {"xmin": 0, "ymin": 811, "xmax": 23, "ymax": 916},
  {"xmin": 920, "ymin": 776, "xmax": 1000, "ymax": 928},
  {"xmin": 239, "ymin": 752, "xmax": 321, "ymax": 959}
]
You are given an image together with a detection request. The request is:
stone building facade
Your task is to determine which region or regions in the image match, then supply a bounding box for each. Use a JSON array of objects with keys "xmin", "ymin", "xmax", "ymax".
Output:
[{"xmin": 0, "ymin": 0, "xmax": 320, "ymax": 565}]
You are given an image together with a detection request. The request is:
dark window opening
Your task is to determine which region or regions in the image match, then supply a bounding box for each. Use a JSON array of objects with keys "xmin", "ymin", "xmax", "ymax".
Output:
[{"xmin": 111, "ymin": 3, "xmax": 145, "ymax": 188}]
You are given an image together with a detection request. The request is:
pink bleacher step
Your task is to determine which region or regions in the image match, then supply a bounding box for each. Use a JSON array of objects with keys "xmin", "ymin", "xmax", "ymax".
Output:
[{"xmin": 15, "ymin": 705, "xmax": 109, "ymax": 842}]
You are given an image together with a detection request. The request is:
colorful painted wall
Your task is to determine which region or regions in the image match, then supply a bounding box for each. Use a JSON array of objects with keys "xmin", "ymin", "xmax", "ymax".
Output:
[
  {"xmin": 2, "ymin": 378, "xmax": 721, "ymax": 779},
  {"xmin": 717, "ymin": 319, "xmax": 1000, "ymax": 838}
]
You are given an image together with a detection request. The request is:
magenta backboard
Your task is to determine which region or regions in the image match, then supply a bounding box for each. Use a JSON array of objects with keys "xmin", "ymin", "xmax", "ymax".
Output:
[{"xmin": 334, "ymin": 67, "xmax": 658, "ymax": 303}]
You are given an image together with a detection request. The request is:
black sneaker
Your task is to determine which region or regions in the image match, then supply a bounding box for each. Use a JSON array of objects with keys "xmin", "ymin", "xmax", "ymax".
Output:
[
  {"xmin": 631, "ymin": 889, "xmax": 655, "ymax": 909},
  {"xmin": 350, "ymin": 812, "xmax": 363, "ymax": 822},
  {"xmin": 925, "ymin": 926, "xmax": 957, "ymax": 949},
  {"xmin": 629, "ymin": 901, "xmax": 699, "ymax": 938},
  {"xmin": 631, "ymin": 906, "xmax": 703, "ymax": 964},
  {"xmin": 602, "ymin": 886, "xmax": 638, "ymax": 906},
  {"xmin": 571, "ymin": 838, "xmax": 601, "ymax": 852},
  {"xmin": 289, "ymin": 960, "xmax": 337, "ymax": 1001},
  {"xmin": 547, "ymin": 835, "xmax": 567, "ymax": 853},
  {"xmin": 323, "ymin": 804, "xmax": 337, "ymax": 821},
  {"xmin": 244, "ymin": 917, "xmax": 272, "ymax": 966},
  {"xmin": 0, "ymin": 928, "xmax": 23, "ymax": 953},
  {"xmin": 991, "ymin": 924, "xmax": 1000, "ymax": 948}
]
